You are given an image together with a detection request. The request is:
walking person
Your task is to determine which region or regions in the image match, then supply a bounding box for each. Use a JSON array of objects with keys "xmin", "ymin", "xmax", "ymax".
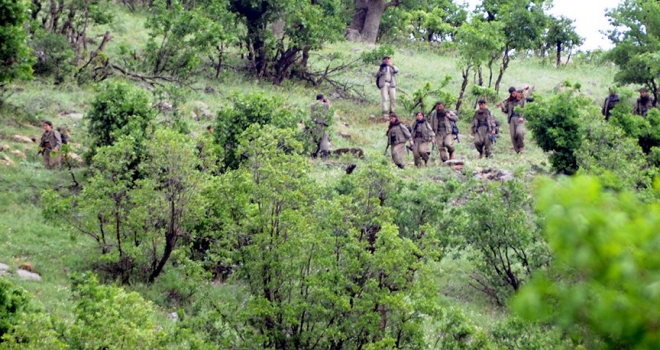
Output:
[
  {"xmin": 310, "ymin": 94, "xmax": 331, "ymax": 158},
  {"xmin": 39, "ymin": 120, "xmax": 62, "ymax": 169},
  {"xmin": 601, "ymin": 88, "xmax": 620, "ymax": 121},
  {"xmin": 429, "ymin": 101, "xmax": 458, "ymax": 162},
  {"xmin": 471, "ymin": 100, "xmax": 495, "ymax": 159},
  {"xmin": 411, "ymin": 111, "xmax": 435, "ymax": 167},
  {"xmin": 385, "ymin": 114, "xmax": 412, "ymax": 169},
  {"xmin": 633, "ymin": 88, "xmax": 655, "ymax": 117},
  {"xmin": 498, "ymin": 87, "xmax": 526, "ymax": 154},
  {"xmin": 376, "ymin": 56, "xmax": 399, "ymax": 119}
]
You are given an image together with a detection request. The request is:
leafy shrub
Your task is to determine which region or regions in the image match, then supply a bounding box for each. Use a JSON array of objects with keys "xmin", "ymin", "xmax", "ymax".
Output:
[
  {"xmin": 490, "ymin": 318, "xmax": 571, "ymax": 350},
  {"xmin": 214, "ymin": 92, "xmax": 300, "ymax": 170},
  {"xmin": 427, "ymin": 306, "xmax": 492, "ymax": 350},
  {"xmin": 0, "ymin": 0, "xmax": 33, "ymax": 105},
  {"xmin": 0, "ymin": 278, "xmax": 30, "ymax": 340},
  {"xmin": 514, "ymin": 176, "xmax": 660, "ymax": 348},
  {"xmin": 525, "ymin": 89, "xmax": 584, "ymax": 174},
  {"xmin": 360, "ymin": 45, "xmax": 395, "ymax": 65},
  {"xmin": 30, "ymin": 31, "xmax": 75, "ymax": 84},
  {"xmin": 448, "ymin": 180, "xmax": 550, "ymax": 305},
  {"xmin": 84, "ymin": 81, "xmax": 154, "ymax": 164},
  {"xmin": 400, "ymin": 78, "xmax": 455, "ymax": 115}
]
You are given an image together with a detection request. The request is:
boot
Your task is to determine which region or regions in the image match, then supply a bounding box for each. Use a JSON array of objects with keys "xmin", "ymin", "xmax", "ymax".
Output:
[
  {"xmin": 478, "ymin": 152, "xmax": 483, "ymax": 159},
  {"xmin": 449, "ymin": 153, "xmax": 455, "ymax": 160}
]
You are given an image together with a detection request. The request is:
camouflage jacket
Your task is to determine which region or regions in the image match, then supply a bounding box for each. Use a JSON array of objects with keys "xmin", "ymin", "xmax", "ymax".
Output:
[
  {"xmin": 39, "ymin": 130, "xmax": 62, "ymax": 151},
  {"xmin": 412, "ymin": 119, "xmax": 435, "ymax": 141},
  {"xmin": 429, "ymin": 109, "xmax": 458, "ymax": 134},
  {"xmin": 634, "ymin": 97, "xmax": 655, "ymax": 117},
  {"xmin": 386, "ymin": 122, "xmax": 412, "ymax": 146},
  {"xmin": 501, "ymin": 98, "xmax": 525, "ymax": 123},
  {"xmin": 471, "ymin": 109, "xmax": 494, "ymax": 133}
]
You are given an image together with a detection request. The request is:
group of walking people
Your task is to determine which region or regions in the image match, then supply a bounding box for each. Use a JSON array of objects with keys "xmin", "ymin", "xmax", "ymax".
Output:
[{"xmin": 377, "ymin": 55, "xmax": 528, "ymax": 169}]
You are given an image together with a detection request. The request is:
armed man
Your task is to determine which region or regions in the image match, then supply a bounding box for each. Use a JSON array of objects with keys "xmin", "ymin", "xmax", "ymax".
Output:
[
  {"xmin": 411, "ymin": 111, "xmax": 435, "ymax": 167},
  {"xmin": 633, "ymin": 88, "xmax": 655, "ymax": 117},
  {"xmin": 498, "ymin": 87, "xmax": 526, "ymax": 154},
  {"xmin": 601, "ymin": 88, "xmax": 620, "ymax": 121},
  {"xmin": 39, "ymin": 120, "xmax": 62, "ymax": 169},
  {"xmin": 471, "ymin": 100, "xmax": 495, "ymax": 159},
  {"xmin": 376, "ymin": 56, "xmax": 399, "ymax": 119},
  {"xmin": 385, "ymin": 114, "xmax": 413, "ymax": 169},
  {"xmin": 429, "ymin": 101, "xmax": 458, "ymax": 162},
  {"xmin": 310, "ymin": 93, "xmax": 331, "ymax": 158}
]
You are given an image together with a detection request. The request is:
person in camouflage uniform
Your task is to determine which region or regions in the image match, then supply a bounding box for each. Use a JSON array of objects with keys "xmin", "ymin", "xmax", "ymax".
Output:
[
  {"xmin": 498, "ymin": 87, "xmax": 526, "ymax": 154},
  {"xmin": 310, "ymin": 94, "xmax": 331, "ymax": 158},
  {"xmin": 386, "ymin": 114, "xmax": 412, "ymax": 169},
  {"xmin": 376, "ymin": 56, "xmax": 399, "ymax": 119},
  {"xmin": 411, "ymin": 111, "xmax": 435, "ymax": 167},
  {"xmin": 39, "ymin": 120, "xmax": 62, "ymax": 169},
  {"xmin": 471, "ymin": 100, "xmax": 495, "ymax": 158},
  {"xmin": 429, "ymin": 101, "xmax": 458, "ymax": 162},
  {"xmin": 601, "ymin": 89, "xmax": 619, "ymax": 121},
  {"xmin": 633, "ymin": 88, "xmax": 655, "ymax": 117}
]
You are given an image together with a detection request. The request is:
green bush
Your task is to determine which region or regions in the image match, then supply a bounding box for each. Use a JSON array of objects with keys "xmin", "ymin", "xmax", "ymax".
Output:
[
  {"xmin": 525, "ymin": 89, "xmax": 584, "ymax": 175},
  {"xmin": 0, "ymin": 278, "xmax": 30, "ymax": 340},
  {"xmin": 30, "ymin": 31, "xmax": 75, "ymax": 84},
  {"xmin": 84, "ymin": 81, "xmax": 154, "ymax": 164},
  {"xmin": 360, "ymin": 45, "xmax": 395, "ymax": 65},
  {"xmin": 214, "ymin": 92, "xmax": 299, "ymax": 170}
]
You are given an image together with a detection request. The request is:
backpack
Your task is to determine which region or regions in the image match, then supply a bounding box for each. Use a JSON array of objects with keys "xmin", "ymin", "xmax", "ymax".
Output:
[
  {"xmin": 61, "ymin": 133, "xmax": 68, "ymax": 145},
  {"xmin": 450, "ymin": 121, "xmax": 459, "ymax": 136}
]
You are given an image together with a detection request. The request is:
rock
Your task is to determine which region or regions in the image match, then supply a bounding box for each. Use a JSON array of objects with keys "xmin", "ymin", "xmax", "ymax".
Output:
[
  {"xmin": 193, "ymin": 101, "xmax": 209, "ymax": 110},
  {"xmin": 0, "ymin": 144, "xmax": 6, "ymax": 152},
  {"xmin": 59, "ymin": 112, "xmax": 84, "ymax": 120},
  {"xmin": 12, "ymin": 135, "xmax": 34, "ymax": 143},
  {"xmin": 337, "ymin": 132, "xmax": 351, "ymax": 139},
  {"xmin": 156, "ymin": 101, "xmax": 173, "ymax": 112},
  {"xmin": 345, "ymin": 164, "xmax": 357, "ymax": 174},
  {"xmin": 168, "ymin": 312, "xmax": 179, "ymax": 322},
  {"xmin": 66, "ymin": 152, "xmax": 84, "ymax": 165},
  {"xmin": 204, "ymin": 86, "xmax": 216, "ymax": 94},
  {"xmin": 10, "ymin": 150, "xmax": 26, "ymax": 160},
  {"xmin": 202, "ymin": 110, "xmax": 214, "ymax": 119},
  {"xmin": 0, "ymin": 263, "xmax": 9, "ymax": 276},
  {"xmin": 1, "ymin": 155, "xmax": 12, "ymax": 166},
  {"xmin": 344, "ymin": 28, "xmax": 362, "ymax": 42},
  {"xmin": 16, "ymin": 269, "xmax": 42, "ymax": 281},
  {"xmin": 444, "ymin": 159, "xmax": 465, "ymax": 166}
]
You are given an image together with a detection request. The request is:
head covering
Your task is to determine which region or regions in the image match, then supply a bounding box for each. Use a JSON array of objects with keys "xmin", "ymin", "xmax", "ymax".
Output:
[
  {"xmin": 383, "ymin": 56, "xmax": 391, "ymax": 60},
  {"xmin": 435, "ymin": 101, "xmax": 444, "ymax": 106},
  {"xmin": 44, "ymin": 120, "xmax": 53, "ymax": 127},
  {"xmin": 508, "ymin": 87, "xmax": 517, "ymax": 93},
  {"xmin": 478, "ymin": 99, "xmax": 487, "ymax": 104},
  {"xmin": 639, "ymin": 87, "xmax": 648, "ymax": 93},
  {"xmin": 316, "ymin": 94, "xmax": 324, "ymax": 100}
]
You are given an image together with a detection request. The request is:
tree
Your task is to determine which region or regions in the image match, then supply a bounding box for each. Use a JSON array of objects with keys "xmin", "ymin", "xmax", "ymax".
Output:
[
  {"xmin": 544, "ymin": 16, "xmax": 583, "ymax": 67},
  {"xmin": 449, "ymin": 180, "xmax": 549, "ymax": 306},
  {"xmin": 476, "ymin": 0, "xmax": 549, "ymax": 94},
  {"xmin": 525, "ymin": 87, "xmax": 584, "ymax": 175},
  {"xmin": 43, "ymin": 128, "xmax": 211, "ymax": 284},
  {"xmin": 454, "ymin": 20, "xmax": 505, "ymax": 112},
  {"xmin": 228, "ymin": 0, "xmax": 344, "ymax": 83},
  {"xmin": 606, "ymin": 0, "xmax": 660, "ymax": 102},
  {"xmin": 0, "ymin": 0, "xmax": 33, "ymax": 104},
  {"xmin": 214, "ymin": 92, "xmax": 300, "ymax": 171},
  {"xmin": 514, "ymin": 176, "xmax": 660, "ymax": 348},
  {"xmin": 346, "ymin": 0, "xmax": 402, "ymax": 44},
  {"xmin": 378, "ymin": 0, "xmax": 467, "ymax": 44}
]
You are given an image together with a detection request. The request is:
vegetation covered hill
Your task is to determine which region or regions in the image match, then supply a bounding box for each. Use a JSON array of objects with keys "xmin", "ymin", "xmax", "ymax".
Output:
[{"xmin": 3, "ymin": 0, "xmax": 660, "ymax": 348}]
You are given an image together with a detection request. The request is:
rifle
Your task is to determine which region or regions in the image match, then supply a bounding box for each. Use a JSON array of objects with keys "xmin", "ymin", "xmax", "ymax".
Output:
[
  {"xmin": 37, "ymin": 147, "xmax": 45, "ymax": 156},
  {"xmin": 383, "ymin": 142, "xmax": 390, "ymax": 156}
]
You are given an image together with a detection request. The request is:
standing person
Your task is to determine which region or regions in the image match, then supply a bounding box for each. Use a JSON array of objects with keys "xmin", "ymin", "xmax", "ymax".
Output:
[
  {"xmin": 311, "ymin": 93, "xmax": 331, "ymax": 115},
  {"xmin": 386, "ymin": 114, "xmax": 412, "ymax": 169},
  {"xmin": 376, "ymin": 56, "xmax": 399, "ymax": 119},
  {"xmin": 498, "ymin": 87, "xmax": 526, "ymax": 154},
  {"xmin": 601, "ymin": 88, "xmax": 620, "ymax": 121},
  {"xmin": 411, "ymin": 111, "xmax": 435, "ymax": 167},
  {"xmin": 39, "ymin": 120, "xmax": 62, "ymax": 169},
  {"xmin": 310, "ymin": 94, "xmax": 331, "ymax": 158},
  {"xmin": 429, "ymin": 101, "xmax": 458, "ymax": 162},
  {"xmin": 471, "ymin": 100, "xmax": 495, "ymax": 159},
  {"xmin": 633, "ymin": 88, "xmax": 655, "ymax": 117}
]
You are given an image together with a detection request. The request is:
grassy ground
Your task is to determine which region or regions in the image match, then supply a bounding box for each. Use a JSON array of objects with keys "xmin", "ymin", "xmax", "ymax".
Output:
[{"xmin": 0, "ymin": 6, "xmax": 622, "ymax": 331}]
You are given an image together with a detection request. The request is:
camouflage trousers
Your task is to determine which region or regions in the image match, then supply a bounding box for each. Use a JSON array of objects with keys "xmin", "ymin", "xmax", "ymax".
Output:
[
  {"xmin": 509, "ymin": 117, "xmax": 525, "ymax": 153},
  {"xmin": 413, "ymin": 138, "xmax": 430, "ymax": 167},
  {"xmin": 474, "ymin": 126, "xmax": 492, "ymax": 157},
  {"xmin": 391, "ymin": 143, "xmax": 406, "ymax": 169},
  {"xmin": 435, "ymin": 131, "xmax": 454, "ymax": 161},
  {"xmin": 43, "ymin": 149, "xmax": 61, "ymax": 169}
]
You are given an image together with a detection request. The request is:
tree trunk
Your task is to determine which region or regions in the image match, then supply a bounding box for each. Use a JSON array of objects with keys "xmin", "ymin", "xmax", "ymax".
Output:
[
  {"xmin": 494, "ymin": 49, "xmax": 511, "ymax": 95},
  {"xmin": 360, "ymin": 1, "xmax": 387, "ymax": 44},
  {"xmin": 456, "ymin": 65, "xmax": 471, "ymax": 113},
  {"xmin": 556, "ymin": 41, "xmax": 562, "ymax": 67},
  {"xmin": 347, "ymin": 0, "xmax": 368, "ymax": 33}
]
